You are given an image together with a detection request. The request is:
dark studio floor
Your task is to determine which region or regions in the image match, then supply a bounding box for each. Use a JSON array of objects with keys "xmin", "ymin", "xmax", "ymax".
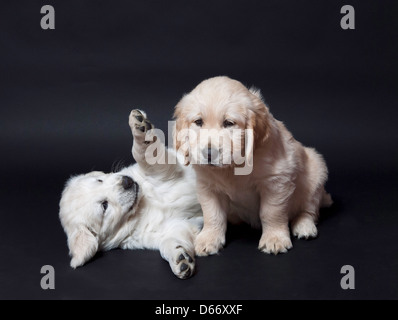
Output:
[{"xmin": 0, "ymin": 0, "xmax": 397, "ymax": 300}]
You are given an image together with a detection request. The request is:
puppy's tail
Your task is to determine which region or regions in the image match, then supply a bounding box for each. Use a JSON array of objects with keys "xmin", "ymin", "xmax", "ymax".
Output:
[{"xmin": 321, "ymin": 190, "xmax": 333, "ymax": 208}]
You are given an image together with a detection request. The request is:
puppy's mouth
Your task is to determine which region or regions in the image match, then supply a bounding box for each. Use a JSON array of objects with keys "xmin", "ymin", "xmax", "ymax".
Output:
[
  {"xmin": 119, "ymin": 177, "xmax": 140, "ymax": 214},
  {"xmin": 210, "ymin": 164, "xmax": 233, "ymax": 170},
  {"xmin": 203, "ymin": 162, "xmax": 229, "ymax": 167},
  {"xmin": 197, "ymin": 147, "xmax": 237, "ymax": 168},
  {"xmin": 199, "ymin": 155, "xmax": 233, "ymax": 168}
]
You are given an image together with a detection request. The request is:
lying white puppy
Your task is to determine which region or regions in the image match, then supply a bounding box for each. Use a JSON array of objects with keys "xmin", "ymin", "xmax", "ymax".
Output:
[{"xmin": 59, "ymin": 110, "xmax": 203, "ymax": 279}]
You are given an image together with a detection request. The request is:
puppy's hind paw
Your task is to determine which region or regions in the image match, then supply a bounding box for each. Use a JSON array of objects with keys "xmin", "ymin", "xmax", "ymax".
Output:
[
  {"xmin": 292, "ymin": 215, "xmax": 318, "ymax": 239},
  {"xmin": 171, "ymin": 247, "xmax": 195, "ymax": 279}
]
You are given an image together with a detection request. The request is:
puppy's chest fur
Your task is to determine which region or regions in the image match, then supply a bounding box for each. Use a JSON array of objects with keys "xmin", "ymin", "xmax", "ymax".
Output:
[
  {"xmin": 198, "ymin": 168, "xmax": 261, "ymax": 227},
  {"xmin": 117, "ymin": 164, "xmax": 202, "ymax": 249}
]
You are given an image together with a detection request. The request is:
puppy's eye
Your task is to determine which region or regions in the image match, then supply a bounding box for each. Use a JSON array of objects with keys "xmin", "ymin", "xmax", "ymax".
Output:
[
  {"xmin": 101, "ymin": 200, "xmax": 108, "ymax": 212},
  {"xmin": 97, "ymin": 179, "xmax": 103, "ymax": 183},
  {"xmin": 194, "ymin": 119, "xmax": 203, "ymax": 127},
  {"xmin": 223, "ymin": 120, "xmax": 235, "ymax": 128}
]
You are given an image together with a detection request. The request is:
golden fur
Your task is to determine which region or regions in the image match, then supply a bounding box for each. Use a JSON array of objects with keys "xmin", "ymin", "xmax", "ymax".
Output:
[{"xmin": 174, "ymin": 76, "xmax": 332, "ymax": 255}]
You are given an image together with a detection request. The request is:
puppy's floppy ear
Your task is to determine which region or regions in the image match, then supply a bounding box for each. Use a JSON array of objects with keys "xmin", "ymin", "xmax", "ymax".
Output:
[
  {"xmin": 248, "ymin": 88, "xmax": 271, "ymax": 146},
  {"xmin": 68, "ymin": 226, "xmax": 99, "ymax": 269},
  {"xmin": 173, "ymin": 98, "xmax": 191, "ymax": 166},
  {"xmin": 243, "ymin": 89, "xmax": 271, "ymax": 165}
]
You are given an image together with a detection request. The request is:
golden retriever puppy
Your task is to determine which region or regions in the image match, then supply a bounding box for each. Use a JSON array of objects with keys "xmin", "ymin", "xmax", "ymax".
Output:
[
  {"xmin": 174, "ymin": 76, "xmax": 332, "ymax": 256},
  {"xmin": 59, "ymin": 110, "xmax": 203, "ymax": 279}
]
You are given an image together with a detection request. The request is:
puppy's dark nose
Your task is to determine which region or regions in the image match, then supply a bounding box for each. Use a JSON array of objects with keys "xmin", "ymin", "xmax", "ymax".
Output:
[
  {"xmin": 202, "ymin": 148, "xmax": 219, "ymax": 163},
  {"xmin": 122, "ymin": 176, "xmax": 134, "ymax": 190}
]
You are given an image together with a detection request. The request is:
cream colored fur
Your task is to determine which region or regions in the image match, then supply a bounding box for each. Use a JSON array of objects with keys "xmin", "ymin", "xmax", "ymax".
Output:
[{"xmin": 174, "ymin": 76, "xmax": 332, "ymax": 255}]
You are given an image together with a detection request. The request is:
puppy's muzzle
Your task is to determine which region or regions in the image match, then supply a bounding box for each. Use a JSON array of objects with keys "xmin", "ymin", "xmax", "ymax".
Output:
[
  {"xmin": 202, "ymin": 147, "xmax": 219, "ymax": 164},
  {"xmin": 121, "ymin": 175, "xmax": 139, "ymax": 211},
  {"xmin": 122, "ymin": 175, "xmax": 134, "ymax": 190}
]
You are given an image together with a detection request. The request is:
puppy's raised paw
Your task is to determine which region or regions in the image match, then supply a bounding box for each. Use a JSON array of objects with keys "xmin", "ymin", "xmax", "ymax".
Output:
[
  {"xmin": 129, "ymin": 109, "xmax": 155, "ymax": 143},
  {"xmin": 171, "ymin": 247, "xmax": 195, "ymax": 279}
]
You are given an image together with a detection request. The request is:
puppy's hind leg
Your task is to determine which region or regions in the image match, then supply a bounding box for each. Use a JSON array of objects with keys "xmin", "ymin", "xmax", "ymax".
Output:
[
  {"xmin": 157, "ymin": 220, "xmax": 198, "ymax": 279},
  {"xmin": 291, "ymin": 187, "xmax": 326, "ymax": 239},
  {"xmin": 292, "ymin": 147, "xmax": 332, "ymax": 239},
  {"xmin": 291, "ymin": 212, "xmax": 318, "ymax": 239},
  {"xmin": 258, "ymin": 204, "xmax": 293, "ymax": 254},
  {"xmin": 258, "ymin": 184, "xmax": 294, "ymax": 255}
]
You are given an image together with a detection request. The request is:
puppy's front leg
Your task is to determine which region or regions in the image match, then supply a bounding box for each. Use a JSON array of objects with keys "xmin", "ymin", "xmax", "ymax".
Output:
[
  {"xmin": 129, "ymin": 109, "xmax": 183, "ymax": 180},
  {"xmin": 129, "ymin": 109, "xmax": 158, "ymax": 168},
  {"xmin": 258, "ymin": 198, "xmax": 293, "ymax": 255},
  {"xmin": 194, "ymin": 188, "xmax": 229, "ymax": 256},
  {"xmin": 257, "ymin": 177, "xmax": 295, "ymax": 254}
]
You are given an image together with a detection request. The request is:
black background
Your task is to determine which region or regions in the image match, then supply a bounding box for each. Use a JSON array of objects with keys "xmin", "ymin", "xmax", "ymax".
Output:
[{"xmin": 0, "ymin": 0, "xmax": 397, "ymax": 300}]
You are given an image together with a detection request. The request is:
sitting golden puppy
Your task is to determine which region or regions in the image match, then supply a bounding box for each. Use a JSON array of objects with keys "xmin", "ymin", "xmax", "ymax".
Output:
[{"xmin": 174, "ymin": 76, "xmax": 332, "ymax": 255}]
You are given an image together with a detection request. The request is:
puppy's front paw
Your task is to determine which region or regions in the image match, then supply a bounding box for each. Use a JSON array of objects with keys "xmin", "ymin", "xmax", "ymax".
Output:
[
  {"xmin": 171, "ymin": 247, "xmax": 195, "ymax": 279},
  {"xmin": 194, "ymin": 229, "xmax": 225, "ymax": 256},
  {"xmin": 258, "ymin": 230, "xmax": 292, "ymax": 255},
  {"xmin": 292, "ymin": 215, "xmax": 318, "ymax": 239},
  {"xmin": 129, "ymin": 109, "xmax": 154, "ymax": 142}
]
